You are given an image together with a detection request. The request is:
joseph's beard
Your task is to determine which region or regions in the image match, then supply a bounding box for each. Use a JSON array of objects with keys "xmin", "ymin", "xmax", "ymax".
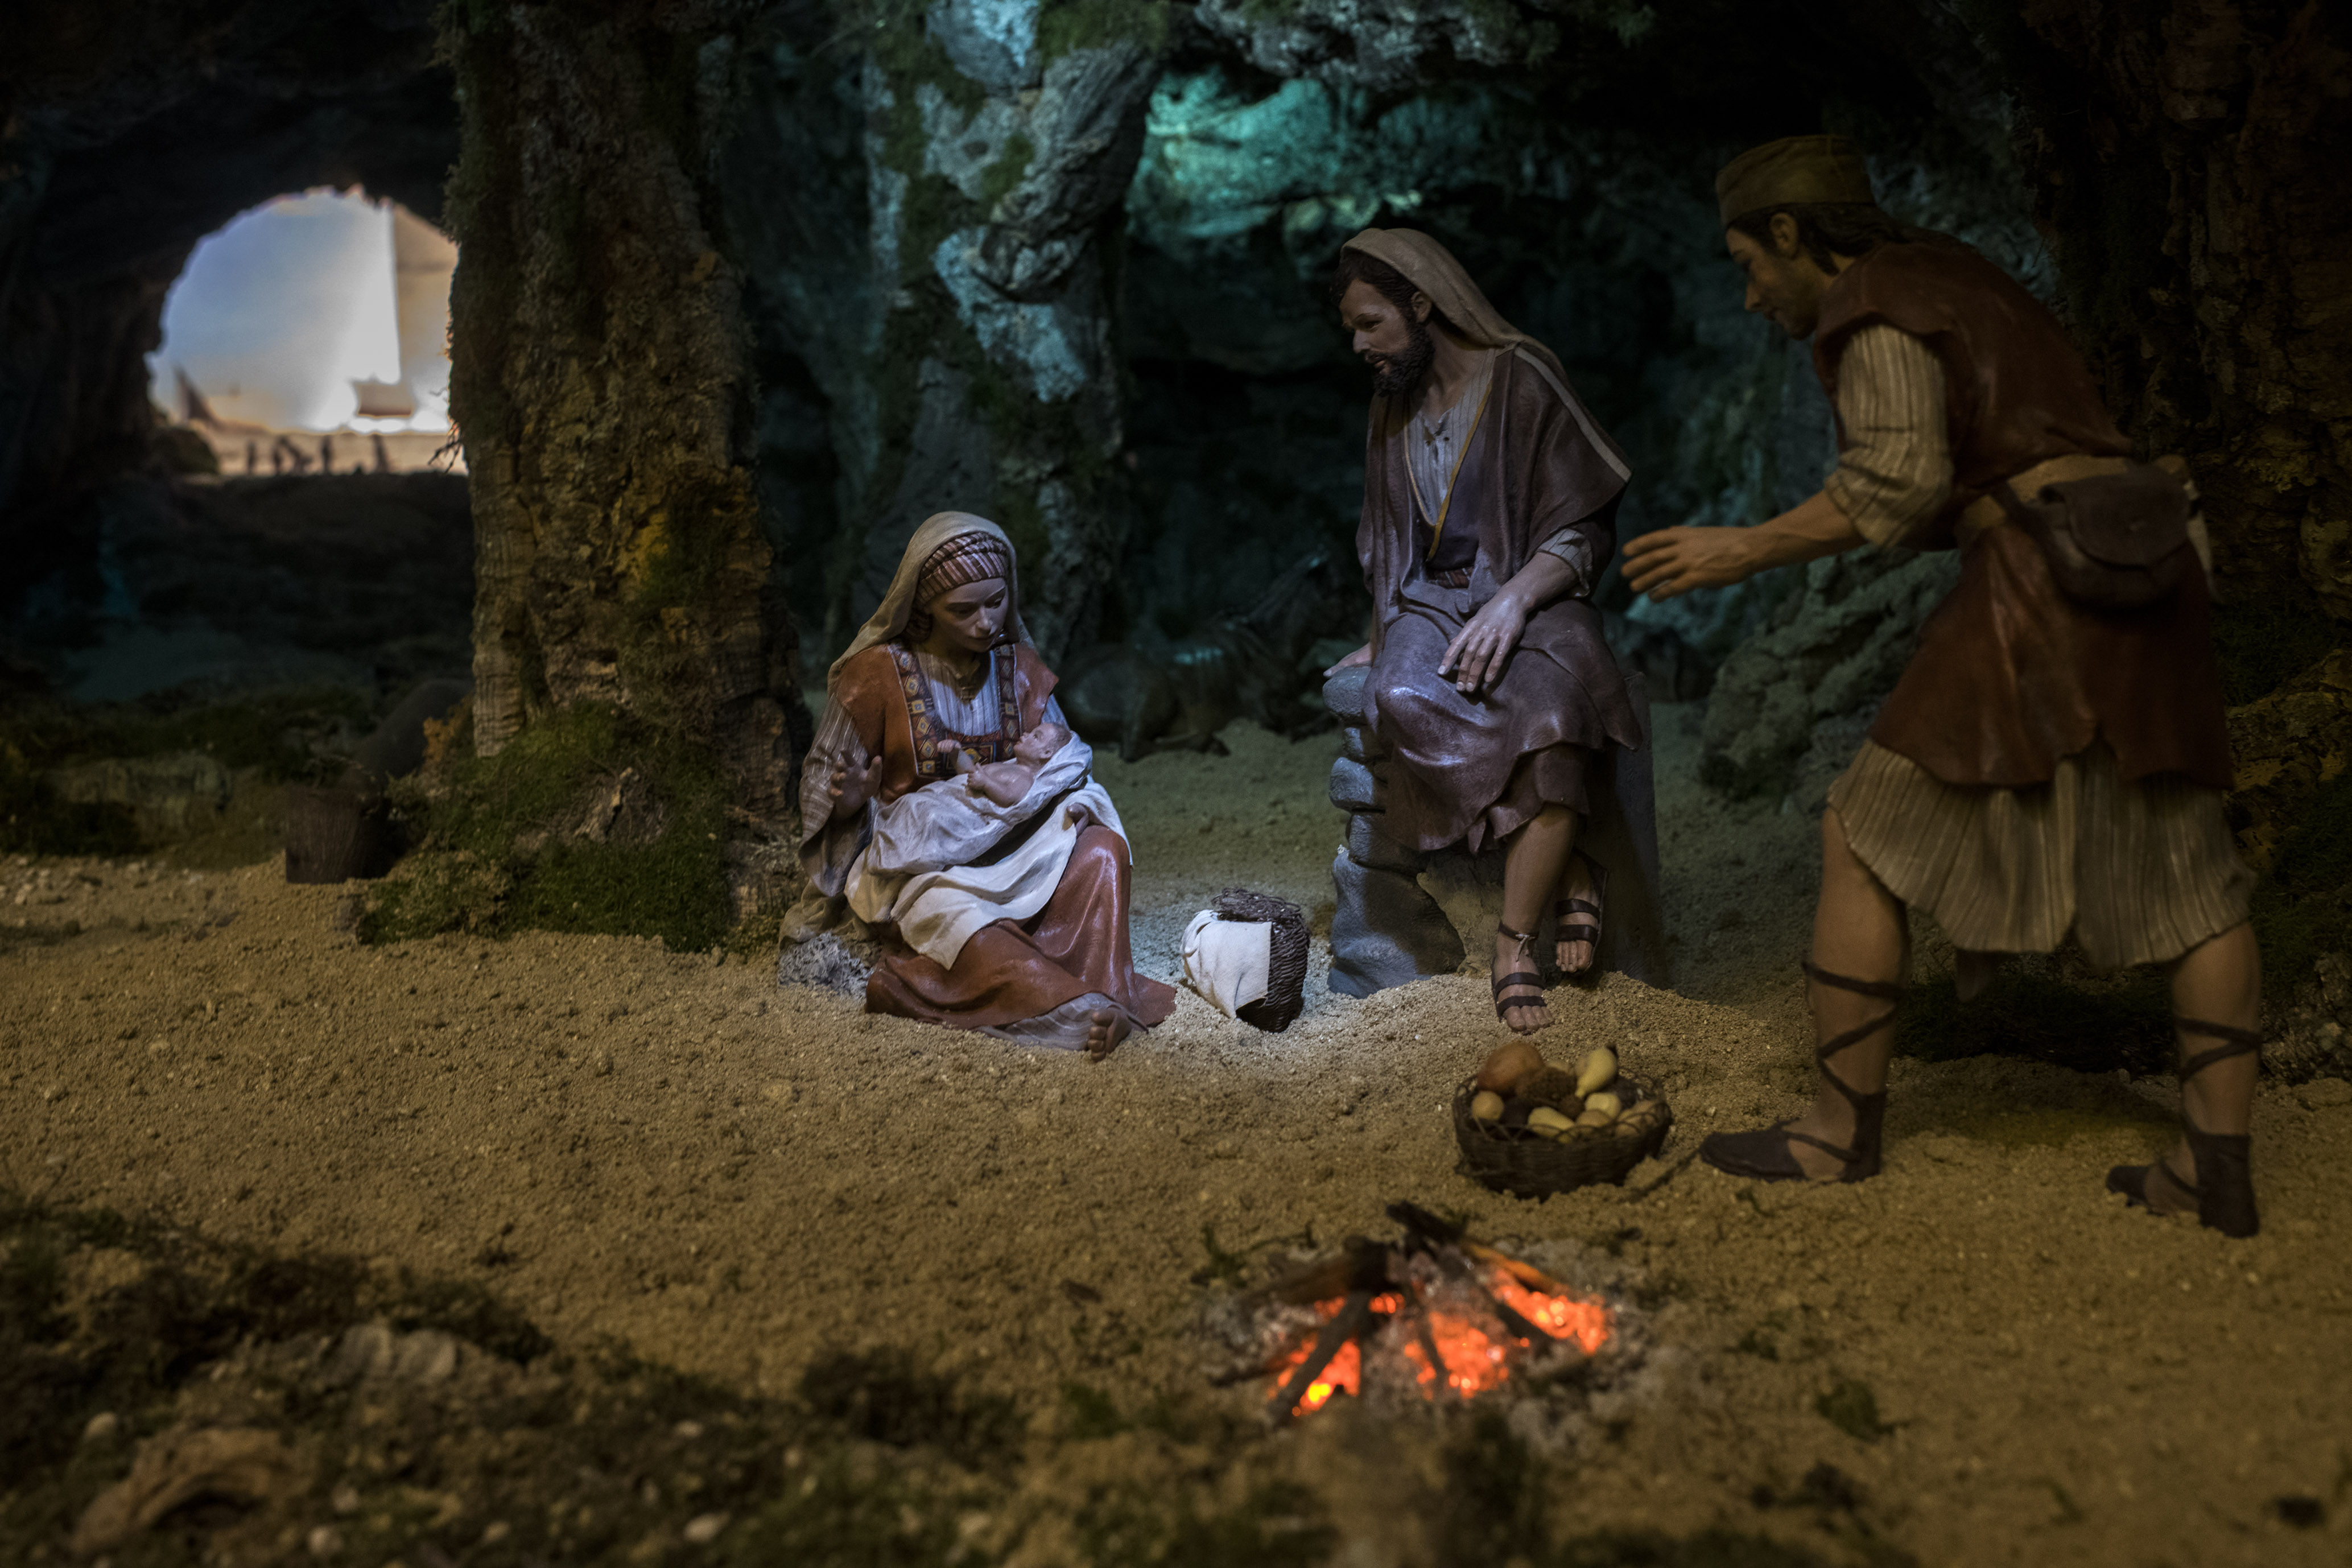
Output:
[{"xmin": 1368, "ymin": 317, "xmax": 1435, "ymax": 397}]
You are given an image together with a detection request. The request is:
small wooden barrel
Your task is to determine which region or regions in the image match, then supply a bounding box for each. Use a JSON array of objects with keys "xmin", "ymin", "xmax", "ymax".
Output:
[{"xmin": 283, "ymin": 786, "xmax": 389, "ymax": 884}]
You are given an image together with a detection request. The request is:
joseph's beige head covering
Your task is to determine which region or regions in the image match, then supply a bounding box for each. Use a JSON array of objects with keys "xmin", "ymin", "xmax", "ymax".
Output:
[
  {"xmin": 1339, "ymin": 228, "xmax": 1567, "ymax": 384},
  {"xmin": 1715, "ymin": 134, "xmax": 1876, "ymax": 226},
  {"xmin": 828, "ymin": 511, "xmax": 1030, "ymax": 691}
]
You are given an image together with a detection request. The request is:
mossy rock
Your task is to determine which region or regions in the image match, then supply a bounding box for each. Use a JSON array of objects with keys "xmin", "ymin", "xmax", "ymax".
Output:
[
  {"xmin": 362, "ymin": 704, "xmax": 733, "ymax": 952},
  {"xmin": 1, "ymin": 687, "xmax": 373, "ymax": 859},
  {"xmin": 2226, "ymin": 647, "xmax": 2352, "ymax": 874}
]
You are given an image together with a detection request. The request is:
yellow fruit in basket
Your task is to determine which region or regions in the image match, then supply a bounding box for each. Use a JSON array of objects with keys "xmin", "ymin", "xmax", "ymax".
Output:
[
  {"xmin": 1575, "ymin": 1108, "xmax": 1614, "ymax": 1127},
  {"xmin": 1470, "ymin": 1091, "xmax": 1505, "ymax": 1121},
  {"xmin": 1575, "ymin": 1047, "xmax": 1619, "ymax": 1097},
  {"xmin": 1582, "ymin": 1091, "xmax": 1623, "ymax": 1121},
  {"xmin": 1476, "ymin": 1040, "xmax": 1544, "ymax": 1094},
  {"xmin": 1526, "ymin": 1106, "xmax": 1575, "ymax": 1137}
]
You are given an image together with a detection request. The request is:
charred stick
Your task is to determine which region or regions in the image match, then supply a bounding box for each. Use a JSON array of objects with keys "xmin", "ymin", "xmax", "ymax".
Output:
[
  {"xmin": 1478, "ymin": 1288, "xmax": 1549, "ymax": 1346},
  {"xmin": 1386, "ymin": 1200, "xmax": 1578, "ymax": 1297},
  {"xmin": 1459, "ymin": 1239, "xmax": 1575, "ymax": 1298},
  {"xmin": 1270, "ymin": 1290, "xmax": 1376, "ymax": 1423},
  {"xmin": 1413, "ymin": 1317, "xmax": 1453, "ymax": 1395}
]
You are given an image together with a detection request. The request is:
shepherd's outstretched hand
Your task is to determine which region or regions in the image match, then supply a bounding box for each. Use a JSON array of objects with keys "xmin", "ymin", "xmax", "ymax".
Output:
[
  {"xmin": 1622, "ymin": 526, "xmax": 1758, "ymax": 601},
  {"xmin": 828, "ymin": 754, "xmax": 882, "ymax": 820},
  {"xmin": 1440, "ymin": 594, "xmax": 1530, "ymax": 696},
  {"xmin": 1323, "ymin": 642, "xmax": 1373, "ymax": 675}
]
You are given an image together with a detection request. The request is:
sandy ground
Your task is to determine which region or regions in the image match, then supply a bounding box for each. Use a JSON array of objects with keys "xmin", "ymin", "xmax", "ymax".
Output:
[{"xmin": 5, "ymin": 703, "xmax": 2350, "ymax": 1566}]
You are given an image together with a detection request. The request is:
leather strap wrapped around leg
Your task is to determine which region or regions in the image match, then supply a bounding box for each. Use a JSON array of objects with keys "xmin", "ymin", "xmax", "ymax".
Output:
[
  {"xmin": 2107, "ymin": 1014, "xmax": 2261, "ymax": 1238},
  {"xmin": 1799, "ymin": 959, "xmax": 1904, "ymax": 1078},
  {"xmin": 2176, "ymin": 1017, "xmax": 2262, "ymax": 1081},
  {"xmin": 1697, "ymin": 960, "xmax": 1904, "ymax": 1185}
]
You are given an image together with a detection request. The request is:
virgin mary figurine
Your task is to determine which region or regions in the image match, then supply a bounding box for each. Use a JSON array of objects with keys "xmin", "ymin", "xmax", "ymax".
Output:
[{"xmin": 797, "ymin": 513, "xmax": 1175, "ymax": 1055}]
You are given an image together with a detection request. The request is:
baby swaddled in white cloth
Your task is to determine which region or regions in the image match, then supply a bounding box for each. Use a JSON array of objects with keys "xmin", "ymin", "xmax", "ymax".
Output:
[{"xmin": 847, "ymin": 727, "xmax": 1123, "ymax": 968}]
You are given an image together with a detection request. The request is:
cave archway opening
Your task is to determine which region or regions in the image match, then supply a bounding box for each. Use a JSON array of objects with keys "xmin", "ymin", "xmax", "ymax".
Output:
[
  {"xmin": 22, "ymin": 182, "xmax": 479, "ymax": 722},
  {"xmin": 150, "ymin": 187, "xmax": 462, "ymax": 479},
  {"xmin": 18, "ymin": 181, "xmax": 481, "ymax": 816}
]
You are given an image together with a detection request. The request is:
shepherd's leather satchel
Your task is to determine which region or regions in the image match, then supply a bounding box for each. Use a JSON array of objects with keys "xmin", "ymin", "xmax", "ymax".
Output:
[{"xmin": 1994, "ymin": 462, "xmax": 2195, "ymax": 610}]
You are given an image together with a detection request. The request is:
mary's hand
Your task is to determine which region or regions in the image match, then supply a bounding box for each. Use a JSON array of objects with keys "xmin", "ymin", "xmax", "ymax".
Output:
[
  {"xmin": 828, "ymin": 754, "xmax": 882, "ymax": 820},
  {"xmin": 1440, "ymin": 593, "xmax": 1530, "ymax": 696}
]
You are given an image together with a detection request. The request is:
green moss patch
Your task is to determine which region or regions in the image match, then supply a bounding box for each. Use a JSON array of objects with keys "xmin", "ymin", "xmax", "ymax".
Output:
[
  {"xmin": 362, "ymin": 704, "xmax": 732, "ymax": 951},
  {"xmin": 1427, "ymin": 1412, "xmax": 1868, "ymax": 1568},
  {"xmin": 0, "ymin": 1190, "xmax": 976, "ymax": 1566},
  {"xmin": 0, "ymin": 687, "xmax": 369, "ymax": 788},
  {"xmin": 1, "ymin": 688, "xmax": 370, "ymax": 858},
  {"xmin": 2251, "ymin": 769, "xmax": 2352, "ymax": 1002},
  {"xmin": 0, "ymin": 757, "xmax": 141, "ymax": 859},
  {"xmin": 978, "ymin": 131, "xmax": 1034, "ymax": 209},
  {"xmin": 2212, "ymin": 602, "xmax": 2342, "ymax": 708},
  {"xmin": 1038, "ymin": 0, "xmax": 1171, "ymax": 60}
]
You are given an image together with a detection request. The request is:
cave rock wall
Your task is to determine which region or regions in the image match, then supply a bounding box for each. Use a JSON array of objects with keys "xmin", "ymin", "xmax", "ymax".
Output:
[{"xmin": 730, "ymin": 0, "xmax": 1163, "ymax": 665}]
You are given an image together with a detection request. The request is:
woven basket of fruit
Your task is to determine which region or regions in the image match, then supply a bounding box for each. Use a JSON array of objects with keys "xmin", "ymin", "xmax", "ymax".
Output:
[{"xmin": 1452, "ymin": 1041, "xmax": 1674, "ymax": 1198}]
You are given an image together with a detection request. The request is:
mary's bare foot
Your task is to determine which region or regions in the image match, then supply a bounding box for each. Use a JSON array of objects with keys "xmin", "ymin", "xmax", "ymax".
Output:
[
  {"xmin": 1083, "ymin": 1008, "xmax": 1132, "ymax": 1059},
  {"xmin": 1492, "ymin": 928, "xmax": 1548, "ymax": 1033}
]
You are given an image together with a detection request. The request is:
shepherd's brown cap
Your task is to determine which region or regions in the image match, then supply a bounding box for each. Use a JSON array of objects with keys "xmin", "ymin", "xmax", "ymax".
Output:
[{"xmin": 1716, "ymin": 135, "xmax": 1876, "ymax": 225}]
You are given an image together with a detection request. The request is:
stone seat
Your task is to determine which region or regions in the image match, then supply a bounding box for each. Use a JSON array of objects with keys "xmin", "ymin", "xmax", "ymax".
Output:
[{"xmin": 1322, "ymin": 663, "xmax": 1669, "ymax": 998}]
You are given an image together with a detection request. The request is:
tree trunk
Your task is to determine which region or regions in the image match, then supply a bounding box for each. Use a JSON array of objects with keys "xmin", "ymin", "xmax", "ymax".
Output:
[
  {"xmin": 444, "ymin": 0, "xmax": 799, "ymax": 817},
  {"xmin": 2001, "ymin": 0, "xmax": 2352, "ymax": 616}
]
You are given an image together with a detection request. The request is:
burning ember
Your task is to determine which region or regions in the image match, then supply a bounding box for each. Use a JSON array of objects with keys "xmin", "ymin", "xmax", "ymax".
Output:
[{"xmin": 1244, "ymin": 1204, "xmax": 1612, "ymax": 1423}]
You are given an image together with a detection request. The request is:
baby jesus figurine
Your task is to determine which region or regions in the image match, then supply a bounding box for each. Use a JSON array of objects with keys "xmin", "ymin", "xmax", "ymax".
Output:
[
  {"xmin": 948, "ymin": 720, "xmax": 1074, "ymax": 807},
  {"xmin": 857, "ymin": 716, "xmax": 1105, "ymax": 887}
]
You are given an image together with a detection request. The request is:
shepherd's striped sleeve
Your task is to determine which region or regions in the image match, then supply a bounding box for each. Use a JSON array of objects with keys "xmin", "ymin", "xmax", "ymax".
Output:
[{"xmin": 1822, "ymin": 324, "xmax": 1951, "ymax": 547}]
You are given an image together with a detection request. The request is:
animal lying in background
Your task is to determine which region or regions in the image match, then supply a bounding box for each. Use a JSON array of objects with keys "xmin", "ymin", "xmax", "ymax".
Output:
[
  {"xmin": 1600, "ymin": 611, "xmax": 1714, "ymax": 703},
  {"xmin": 1059, "ymin": 549, "xmax": 1359, "ymax": 761}
]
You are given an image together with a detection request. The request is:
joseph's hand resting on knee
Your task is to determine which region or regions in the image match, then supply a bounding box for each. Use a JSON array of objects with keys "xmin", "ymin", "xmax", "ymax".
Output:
[{"xmin": 1440, "ymin": 593, "xmax": 1531, "ymax": 696}]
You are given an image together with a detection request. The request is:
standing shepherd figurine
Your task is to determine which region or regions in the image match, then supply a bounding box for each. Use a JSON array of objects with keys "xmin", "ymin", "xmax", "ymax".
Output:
[
  {"xmin": 1625, "ymin": 135, "xmax": 2263, "ymax": 1235},
  {"xmin": 1324, "ymin": 229, "xmax": 1649, "ymax": 1033}
]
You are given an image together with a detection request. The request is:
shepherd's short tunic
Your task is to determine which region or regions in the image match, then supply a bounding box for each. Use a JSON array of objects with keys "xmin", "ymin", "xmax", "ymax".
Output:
[{"xmin": 1808, "ymin": 247, "xmax": 2250, "ymax": 966}]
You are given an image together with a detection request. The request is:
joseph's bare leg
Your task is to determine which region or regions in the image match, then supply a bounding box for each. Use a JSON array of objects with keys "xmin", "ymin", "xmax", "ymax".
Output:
[
  {"xmin": 1494, "ymin": 804, "xmax": 1578, "ymax": 1032},
  {"xmin": 1776, "ymin": 807, "xmax": 1909, "ymax": 1178},
  {"xmin": 2135, "ymin": 922, "xmax": 2260, "ymax": 1212}
]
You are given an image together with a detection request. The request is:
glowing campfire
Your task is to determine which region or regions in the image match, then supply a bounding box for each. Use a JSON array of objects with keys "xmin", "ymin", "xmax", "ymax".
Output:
[{"xmin": 1250, "ymin": 1204, "xmax": 1612, "ymax": 1423}]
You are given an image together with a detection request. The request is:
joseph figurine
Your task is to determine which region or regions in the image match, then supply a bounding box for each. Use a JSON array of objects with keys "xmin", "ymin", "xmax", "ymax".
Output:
[
  {"xmin": 1326, "ymin": 229, "xmax": 1646, "ymax": 1031},
  {"xmin": 1626, "ymin": 137, "xmax": 2263, "ymax": 1236}
]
